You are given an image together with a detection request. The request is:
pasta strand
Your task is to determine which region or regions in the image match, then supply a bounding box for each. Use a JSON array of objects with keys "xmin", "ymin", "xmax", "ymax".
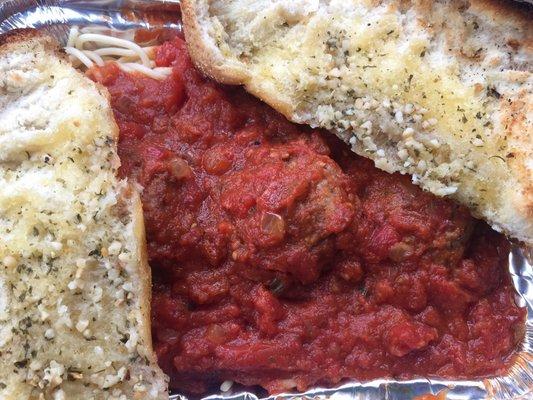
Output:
[{"xmin": 65, "ymin": 26, "xmax": 172, "ymax": 80}]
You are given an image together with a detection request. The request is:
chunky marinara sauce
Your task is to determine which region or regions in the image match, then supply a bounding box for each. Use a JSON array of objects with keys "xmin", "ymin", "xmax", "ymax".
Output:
[{"xmin": 88, "ymin": 37, "xmax": 525, "ymax": 394}]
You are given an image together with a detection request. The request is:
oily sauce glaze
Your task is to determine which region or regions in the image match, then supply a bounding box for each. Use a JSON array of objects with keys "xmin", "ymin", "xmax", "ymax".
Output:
[{"xmin": 88, "ymin": 37, "xmax": 526, "ymax": 394}]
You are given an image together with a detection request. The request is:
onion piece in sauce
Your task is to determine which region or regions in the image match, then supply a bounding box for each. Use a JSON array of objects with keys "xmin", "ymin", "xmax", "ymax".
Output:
[{"xmin": 260, "ymin": 211, "xmax": 286, "ymax": 244}]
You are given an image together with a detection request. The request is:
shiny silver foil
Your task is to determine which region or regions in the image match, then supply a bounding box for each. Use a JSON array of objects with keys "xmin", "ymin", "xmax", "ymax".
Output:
[{"xmin": 0, "ymin": 0, "xmax": 531, "ymax": 399}]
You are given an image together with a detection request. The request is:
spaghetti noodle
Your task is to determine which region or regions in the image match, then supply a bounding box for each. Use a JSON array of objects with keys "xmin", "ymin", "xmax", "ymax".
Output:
[{"xmin": 65, "ymin": 26, "xmax": 172, "ymax": 80}]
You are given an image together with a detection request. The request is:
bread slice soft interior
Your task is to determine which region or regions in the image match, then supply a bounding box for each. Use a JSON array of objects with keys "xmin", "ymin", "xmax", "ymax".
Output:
[
  {"xmin": 0, "ymin": 30, "xmax": 168, "ymax": 400},
  {"xmin": 182, "ymin": 0, "xmax": 533, "ymax": 246}
]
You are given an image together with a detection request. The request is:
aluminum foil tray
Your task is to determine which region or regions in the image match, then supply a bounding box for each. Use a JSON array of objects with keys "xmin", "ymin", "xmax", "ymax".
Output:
[{"xmin": 0, "ymin": 0, "xmax": 531, "ymax": 399}]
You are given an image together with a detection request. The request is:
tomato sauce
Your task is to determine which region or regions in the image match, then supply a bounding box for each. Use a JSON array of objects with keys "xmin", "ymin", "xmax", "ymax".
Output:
[{"xmin": 88, "ymin": 37, "xmax": 526, "ymax": 394}]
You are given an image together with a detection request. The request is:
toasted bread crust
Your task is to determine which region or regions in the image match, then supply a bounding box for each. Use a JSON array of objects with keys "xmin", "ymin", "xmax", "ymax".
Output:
[
  {"xmin": 182, "ymin": 0, "xmax": 533, "ymax": 246},
  {"xmin": 0, "ymin": 28, "xmax": 51, "ymax": 47},
  {"xmin": 130, "ymin": 185, "xmax": 158, "ymax": 364},
  {"xmin": 182, "ymin": 1, "xmax": 297, "ymax": 118},
  {"xmin": 181, "ymin": 2, "xmax": 249, "ymax": 84},
  {"xmin": 471, "ymin": 0, "xmax": 533, "ymax": 29}
]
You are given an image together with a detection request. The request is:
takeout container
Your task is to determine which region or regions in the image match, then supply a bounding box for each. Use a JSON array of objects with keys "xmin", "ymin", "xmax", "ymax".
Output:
[{"xmin": 1, "ymin": 0, "xmax": 531, "ymax": 398}]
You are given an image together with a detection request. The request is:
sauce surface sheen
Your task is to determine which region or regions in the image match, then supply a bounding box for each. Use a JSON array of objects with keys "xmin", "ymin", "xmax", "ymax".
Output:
[{"xmin": 88, "ymin": 37, "xmax": 525, "ymax": 394}]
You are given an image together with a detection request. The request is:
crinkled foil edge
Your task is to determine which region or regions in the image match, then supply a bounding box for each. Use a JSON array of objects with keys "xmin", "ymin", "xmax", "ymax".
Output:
[{"xmin": 0, "ymin": 0, "xmax": 531, "ymax": 399}]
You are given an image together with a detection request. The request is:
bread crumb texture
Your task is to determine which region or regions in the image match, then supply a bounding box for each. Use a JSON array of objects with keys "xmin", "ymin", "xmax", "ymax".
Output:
[
  {"xmin": 0, "ymin": 32, "xmax": 167, "ymax": 399},
  {"xmin": 186, "ymin": 0, "xmax": 533, "ymax": 245}
]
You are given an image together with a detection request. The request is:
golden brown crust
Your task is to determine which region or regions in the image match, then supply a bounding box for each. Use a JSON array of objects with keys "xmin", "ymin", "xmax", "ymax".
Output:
[
  {"xmin": 182, "ymin": 0, "xmax": 297, "ymax": 120},
  {"xmin": 0, "ymin": 28, "xmax": 68, "ymax": 61},
  {"xmin": 130, "ymin": 185, "xmax": 157, "ymax": 363},
  {"xmin": 470, "ymin": 0, "xmax": 532, "ymax": 28},
  {"xmin": 470, "ymin": 0, "xmax": 533, "ymax": 55},
  {"xmin": 245, "ymin": 80, "xmax": 297, "ymax": 121},
  {"xmin": 181, "ymin": 1, "xmax": 249, "ymax": 85},
  {"xmin": 0, "ymin": 28, "xmax": 45, "ymax": 46}
]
